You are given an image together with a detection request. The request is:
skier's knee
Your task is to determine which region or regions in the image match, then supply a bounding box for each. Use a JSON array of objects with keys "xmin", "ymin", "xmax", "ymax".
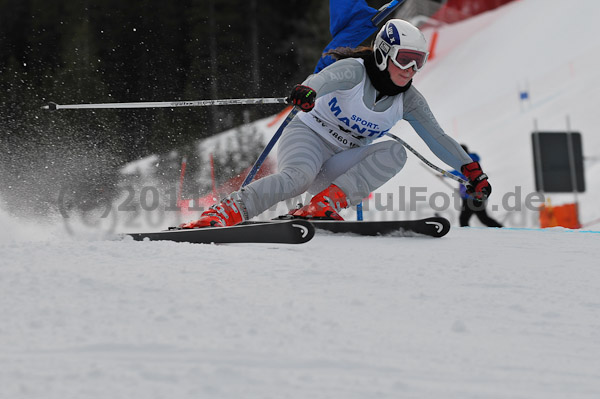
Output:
[
  {"xmin": 389, "ymin": 141, "xmax": 407, "ymax": 170},
  {"xmin": 279, "ymin": 167, "xmax": 314, "ymax": 196}
]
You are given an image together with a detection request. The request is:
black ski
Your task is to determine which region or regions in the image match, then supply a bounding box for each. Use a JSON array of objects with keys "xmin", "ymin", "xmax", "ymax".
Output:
[
  {"xmin": 265, "ymin": 216, "xmax": 450, "ymax": 238},
  {"xmin": 127, "ymin": 219, "xmax": 315, "ymax": 244},
  {"xmin": 308, "ymin": 216, "xmax": 450, "ymax": 238}
]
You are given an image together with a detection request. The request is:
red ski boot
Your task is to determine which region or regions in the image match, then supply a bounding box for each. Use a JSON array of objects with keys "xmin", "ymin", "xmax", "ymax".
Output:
[
  {"xmin": 288, "ymin": 184, "xmax": 348, "ymax": 220},
  {"xmin": 180, "ymin": 197, "xmax": 246, "ymax": 228}
]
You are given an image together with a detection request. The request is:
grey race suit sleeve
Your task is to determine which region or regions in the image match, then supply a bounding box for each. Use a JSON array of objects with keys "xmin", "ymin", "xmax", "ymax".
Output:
[
  {"xmin": 234, "ymin": 59, "xmax": 472, "ymax": 219},
  {"xmin": 402, "ymin": 87, "xmax": 473, "ymax": 170}
]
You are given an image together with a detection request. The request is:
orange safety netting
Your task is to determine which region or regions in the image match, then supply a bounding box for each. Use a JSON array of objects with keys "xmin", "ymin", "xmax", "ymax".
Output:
[{"xmin": 539, "ymin": 202, "xmax": 581, "ymax": 229}]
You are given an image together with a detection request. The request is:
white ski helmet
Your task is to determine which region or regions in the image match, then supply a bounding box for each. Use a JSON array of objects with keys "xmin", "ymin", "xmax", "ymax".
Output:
[{"xmin": 373, "ymin": 19, "xmax": 429, "ymax": 72}]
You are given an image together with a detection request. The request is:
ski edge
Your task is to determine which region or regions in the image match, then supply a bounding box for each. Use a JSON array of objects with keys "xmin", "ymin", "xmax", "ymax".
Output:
[
  {"xmin": 247, "ymin": 216, "xmax": 451, "ymax": 238},
  {"xmin": 309, "ymin": 217, "xmax": 451, "ymax": 238},
  {"xmin": 126, "ymin": 219, "xmax": 315, "ymax": 244}
]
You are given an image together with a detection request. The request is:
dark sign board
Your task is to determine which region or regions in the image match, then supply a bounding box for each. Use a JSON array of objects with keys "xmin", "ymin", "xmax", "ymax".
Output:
[{"xmin": 531, "ymin": 132, "xmax": 585, "ymax": 193}]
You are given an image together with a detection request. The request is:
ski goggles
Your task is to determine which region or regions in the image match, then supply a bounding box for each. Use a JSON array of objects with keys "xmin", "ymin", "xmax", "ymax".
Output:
[{"xmin": 389, "ymin": 48, "xmax": 429, "ymax": 72}]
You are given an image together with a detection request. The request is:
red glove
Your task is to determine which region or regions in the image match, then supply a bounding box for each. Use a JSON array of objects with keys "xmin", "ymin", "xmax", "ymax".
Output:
[
  {"xmin": 288, "ymin": 84, "xmax": 316, "ymax": 112},
  {"xmin": 461, "ymin": 161, "xmax": 491, "ymax": 201}
]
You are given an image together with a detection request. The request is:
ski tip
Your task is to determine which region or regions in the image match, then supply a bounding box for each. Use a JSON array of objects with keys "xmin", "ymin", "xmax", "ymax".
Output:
[
  {"xmin": 288, "ymin": 219, "xmax": 315, "ymax": 243},
  {"xmin": 422, "ymin": 217, "xmax": 451, "ymax": 237}
]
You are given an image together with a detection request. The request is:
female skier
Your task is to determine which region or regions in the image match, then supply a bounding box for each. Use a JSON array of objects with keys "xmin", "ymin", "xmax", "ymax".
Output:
[{"xmin": 180, "ymin": 19, "xmax": 491, "ymax": 228}]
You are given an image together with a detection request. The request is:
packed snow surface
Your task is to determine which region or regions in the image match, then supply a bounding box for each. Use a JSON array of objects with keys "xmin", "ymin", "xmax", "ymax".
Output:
[
  {"xmin": 1, "ymin": 223, "xmax": 600, "ymax": 398},
  {"xmin": 2, "ymin": 0, "xmax": 600, "ymax": 398}
]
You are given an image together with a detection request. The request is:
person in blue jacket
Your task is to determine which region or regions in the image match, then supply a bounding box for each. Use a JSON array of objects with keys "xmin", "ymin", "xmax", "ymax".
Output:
[{"xmin": 452, "ymin": 144, "xmax": 502, "ymax": 227}]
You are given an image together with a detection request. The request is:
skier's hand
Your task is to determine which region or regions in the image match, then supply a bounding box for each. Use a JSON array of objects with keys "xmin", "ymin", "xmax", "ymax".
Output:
[
  {"xmin": 288, "ymin": 84, "xmax": 316, "ymax": 112},
  {"xmin": 461, "ymin": 161, "xmax": 491, "ymax": 201}
]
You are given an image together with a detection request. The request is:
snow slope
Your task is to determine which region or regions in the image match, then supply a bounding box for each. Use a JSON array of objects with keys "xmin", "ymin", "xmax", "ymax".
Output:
[
  {"xmin": 2, "ymin": 227, "xmax": 600, "ymax": 399},
  {"xmin": 2, "ymin": 1, "xmax": 600, "ymax": 398},
  {"xmin": 380, "ymin": 0, "xmax": 600, "ymax": 227}
]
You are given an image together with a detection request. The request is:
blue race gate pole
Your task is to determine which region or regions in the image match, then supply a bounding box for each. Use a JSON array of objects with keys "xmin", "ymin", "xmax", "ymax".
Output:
[{"xmin": 241, "ymin": 107, "xmax": 299, "ymax": 188}]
